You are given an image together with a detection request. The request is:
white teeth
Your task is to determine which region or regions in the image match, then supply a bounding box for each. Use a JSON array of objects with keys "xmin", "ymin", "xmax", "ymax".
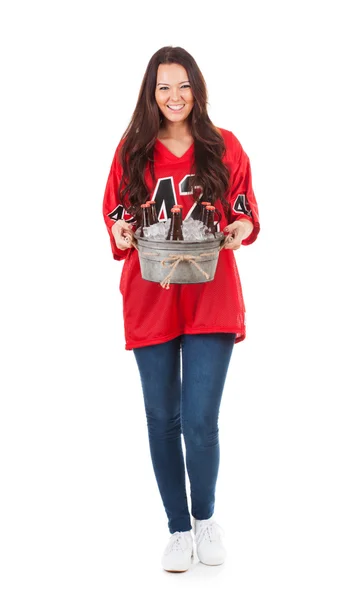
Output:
[{"xmin": 167, "ymin": 105, "xmax": 184, "ymax": 110}]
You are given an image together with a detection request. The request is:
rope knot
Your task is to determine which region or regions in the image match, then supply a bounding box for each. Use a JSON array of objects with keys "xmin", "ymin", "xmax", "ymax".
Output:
[{"xmin": 160, "ymin": 252, "xmax": 216, "ymax": 289}]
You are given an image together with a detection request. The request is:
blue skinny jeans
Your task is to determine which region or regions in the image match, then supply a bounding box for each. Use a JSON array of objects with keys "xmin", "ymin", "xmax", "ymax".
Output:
[{"xmin": 132, "ymin": 332, "xmax": 236, "ymax": 534}]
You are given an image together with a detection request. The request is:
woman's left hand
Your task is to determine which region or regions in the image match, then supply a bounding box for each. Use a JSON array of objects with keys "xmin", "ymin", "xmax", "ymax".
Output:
[{"xmin": 223, "ymin": 219, "xmax": 254, "ymax": 250}]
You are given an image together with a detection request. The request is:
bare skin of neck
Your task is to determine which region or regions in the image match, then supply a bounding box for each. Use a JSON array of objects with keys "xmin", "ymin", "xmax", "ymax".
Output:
[
  {"xmin": 157, "ymin": 120, "xmax": 193, "ymax": 157},
  {"xmin": 158, "ymin": 119, "xmax": 193, "ymax": 143}
]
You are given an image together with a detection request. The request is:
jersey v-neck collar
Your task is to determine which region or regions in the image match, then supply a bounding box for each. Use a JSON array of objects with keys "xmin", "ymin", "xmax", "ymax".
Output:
[{"xmin": 154, "ymin": 138, "xmax": 194, "ymax": 162}]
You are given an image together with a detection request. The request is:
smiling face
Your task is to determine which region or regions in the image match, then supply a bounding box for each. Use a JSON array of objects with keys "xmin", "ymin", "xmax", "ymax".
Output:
[{"xmin": 155, "ymin": 63, "xmax": 194, "ymax": 125}]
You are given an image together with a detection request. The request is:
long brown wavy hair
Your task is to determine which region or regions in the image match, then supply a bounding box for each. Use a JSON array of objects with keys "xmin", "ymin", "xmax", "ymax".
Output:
[{"xmin": 117, "ymin": 46, "xmax": 232, "ymax": 227}]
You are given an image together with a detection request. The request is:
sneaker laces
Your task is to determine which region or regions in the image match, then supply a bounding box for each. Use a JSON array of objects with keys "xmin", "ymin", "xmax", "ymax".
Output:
[
  {"xmin": 195, "ymin": 520, "xmax": 225, "ymax": 547},
  {"xmin": 164, "ymin": 531, "xmax": 191, "ymax": 555}
]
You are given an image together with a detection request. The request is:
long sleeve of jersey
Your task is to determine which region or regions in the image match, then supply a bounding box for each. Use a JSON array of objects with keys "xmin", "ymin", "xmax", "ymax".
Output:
[
  {"xmin": 102, "ymin": 148, "xmax": 132, "ymax": 261},
  {"xmin": 228, "ymin": 134, "xmax": 260, "ymax": 245}
]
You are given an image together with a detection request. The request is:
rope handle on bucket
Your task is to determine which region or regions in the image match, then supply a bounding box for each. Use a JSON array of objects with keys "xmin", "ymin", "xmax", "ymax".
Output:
[
  {"xmin": 127, "ymin": 232, "xmax": 233, "ymax": 289},
  {"xmin": 129, "ymin": 236, "xmax": 139, "ymax": 250}
]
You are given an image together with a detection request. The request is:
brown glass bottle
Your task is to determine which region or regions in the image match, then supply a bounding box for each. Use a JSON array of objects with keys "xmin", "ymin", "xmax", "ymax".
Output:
[
  {"xmin": 205, "ymin": 205, "xmax": 217, "ymax": 237},
  {"xmin": 166, "ymin": 206, "xmax": 179, "ymax": 239},
  {"xmin": 146, "ymin": 203, "xmax": 153, "ymax": 225},
  {"xmin": 140, "ymin": 203, "xmax": 151, "ymax": 237},
  {"xmin": 166, "ymin": 207, "xmax": 183, "ymax": 241},
  {"xmin": 200, "ymin": 201, "xmax": 212, "ymax": 224},
  {"xmin": 147, "ymin": 200, "xmax": 158, "ymax": 224}
]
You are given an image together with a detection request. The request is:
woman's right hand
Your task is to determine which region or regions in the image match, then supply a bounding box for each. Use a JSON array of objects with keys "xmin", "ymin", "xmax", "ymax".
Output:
[{"xmin": 111, "ymin": 219, "xmax": 134, "ymax": 250}]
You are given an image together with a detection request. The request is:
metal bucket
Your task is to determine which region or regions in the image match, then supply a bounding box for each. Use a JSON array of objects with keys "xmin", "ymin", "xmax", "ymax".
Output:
[{"xmin": 132, "ymin": 231, "xmax": 228, "ymax": 288}]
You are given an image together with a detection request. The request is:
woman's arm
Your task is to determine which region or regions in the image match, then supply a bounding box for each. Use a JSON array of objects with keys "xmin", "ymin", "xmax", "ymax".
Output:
[
  {"xmin": 226, "ymin": 133, "xmax": 260, "ymax": 246},
  {"xmin": 102, "ymin": 147, "xmax": 135, "ymax": 261}
]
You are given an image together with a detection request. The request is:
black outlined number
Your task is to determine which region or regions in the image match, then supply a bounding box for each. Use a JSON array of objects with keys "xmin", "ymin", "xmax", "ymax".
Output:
[{"xmin": 231, "ymin": 194, "xmax": 252, "ymax": 217}]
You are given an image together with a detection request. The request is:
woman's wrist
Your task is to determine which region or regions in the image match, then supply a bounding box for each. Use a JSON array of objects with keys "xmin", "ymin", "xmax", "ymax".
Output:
[{"xmin": 237, "ymin": 217, "xmax": 254, "ymax": 239}]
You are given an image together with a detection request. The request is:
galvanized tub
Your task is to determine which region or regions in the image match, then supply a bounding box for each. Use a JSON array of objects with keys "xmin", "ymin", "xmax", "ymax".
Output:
[{"xmin": 132, "ymin": 231, "xmax": 229, "ymax": 289}]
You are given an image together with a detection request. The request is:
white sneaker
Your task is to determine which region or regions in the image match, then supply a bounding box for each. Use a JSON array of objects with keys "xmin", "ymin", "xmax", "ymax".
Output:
[
  {"xmin": 161, "ymin": 530, "xmax": 194, "ymax": 572},
  {"xmin": 192, "ymin": 516, "xmax": 226, "ymax": 566}
]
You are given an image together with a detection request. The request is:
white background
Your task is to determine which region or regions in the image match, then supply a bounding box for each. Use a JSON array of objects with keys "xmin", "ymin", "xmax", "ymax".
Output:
[{"xmin": 1, "ymin": 0, "xmax": 354, "ymax": 598}]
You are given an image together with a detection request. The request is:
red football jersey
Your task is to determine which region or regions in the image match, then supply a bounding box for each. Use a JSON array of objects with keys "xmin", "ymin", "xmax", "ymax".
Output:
[{"xmin": 102, "ymin": 127, "xmax": 260, "ymax": 350}]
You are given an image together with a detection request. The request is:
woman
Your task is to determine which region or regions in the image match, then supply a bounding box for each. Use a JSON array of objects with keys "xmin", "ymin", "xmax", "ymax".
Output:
[{"xmin": 102, "ymin": 46, "xmax": 260, "ymax": 572}]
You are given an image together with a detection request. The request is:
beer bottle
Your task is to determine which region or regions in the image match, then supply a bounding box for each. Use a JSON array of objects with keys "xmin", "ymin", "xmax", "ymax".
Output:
[
  {"xmin": 146, "ymin": 202, "xmax": 154, "ymax": 225},
  {"xmin": 200, "ymin": 201, "xmax": 212, "ymax": 225},
  {"xmin": 166, "ymin": 207, "xmax": 184, "ymax": 241},
  {"xmin": 205, "ymin": 205, "xmax": 217, "ymax": 237},
  {"xmin": 140, "ymin": 203, "xmax": 151, "ymax": 237},
  {"xmin": 147, "ymin": 200, "xmax": 158, "ymax": 224},
  {"xmin": 166, "ymin": 206, "xmax": 179, "ymax": 239}
]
